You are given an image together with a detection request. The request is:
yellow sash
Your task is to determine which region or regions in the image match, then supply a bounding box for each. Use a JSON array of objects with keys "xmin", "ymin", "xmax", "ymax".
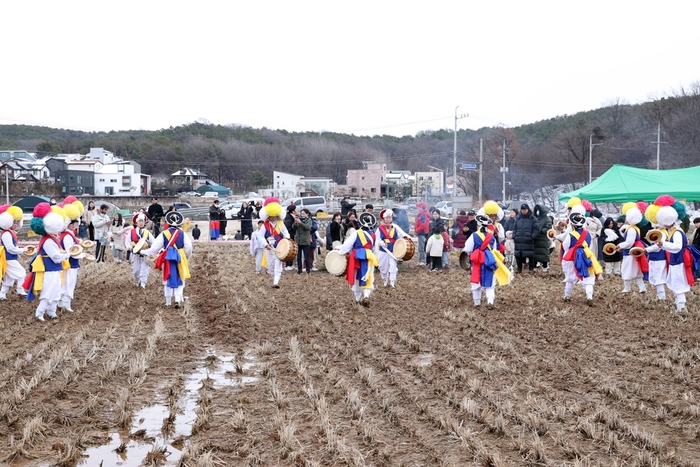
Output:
[
  {"xmin": 474, "ymin": 232, "xmax": 512, "ymax": 286},
  {"xmin": 0, "ymin": 246, "xmax": 6, "ymax": 279},
  {"xmin": 570, "ymin": 231, "xmax": 603, "ymax": 275},
  {"xmin": 162, "ymin": 230, "xmax": 191, "ymax": 280}
]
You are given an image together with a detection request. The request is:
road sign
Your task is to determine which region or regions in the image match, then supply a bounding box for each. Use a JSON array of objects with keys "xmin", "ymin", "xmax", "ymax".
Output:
[{"xmin": 461, "ymin": 163, "xmax": 477, "ymax": 169}]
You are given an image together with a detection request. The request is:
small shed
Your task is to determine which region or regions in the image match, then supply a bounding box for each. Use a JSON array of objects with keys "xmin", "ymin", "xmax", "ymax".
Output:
[
  {"xmin": 196, "ymin": 184, "xmax": 230, "ymax": 197},
  {"xmin": 12, "ymin": 195, "xmax": 51, "ymax": 214}
]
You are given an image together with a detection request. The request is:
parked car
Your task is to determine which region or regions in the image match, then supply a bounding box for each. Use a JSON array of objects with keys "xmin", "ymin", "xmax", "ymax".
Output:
[
  {"xmin": 222, "ymin": 198, "xmax": 264, "ymax": 219},
  {"xmin": 172, "ymin": 202, "xmax": 192, "ymax": 210},
  {"xmin": 434, "ymin": 201, "xmax": 453, "ymax": 217},
  {"xmin": 281, "ymin": 196, "xmax": 328, "ymax": 215}
]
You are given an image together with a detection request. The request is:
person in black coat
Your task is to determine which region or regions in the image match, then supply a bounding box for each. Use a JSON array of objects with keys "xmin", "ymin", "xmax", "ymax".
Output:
[
  {"xmin": 533, "ymin": 205, "xmax": 553, "ymax": 271},
  {"xmin": 219, "ymin": 209, "xmax": 228, "ymax": 238},
  {"xmin": 601, "ymin": 216, "xmax": 622, "ymax": 276},
  {"xmin": 503, "ymin": 209, "xmax": 517, "ymax": 234},
  {"xmin": 512, "ymin": 203, "xmax": 539, "ymax": 273},
  {"xmin": 340, "ymin": 197, "xmax": 356, "ymax": 218},
  {"xmin": 238, "ymin": 202, "xmax": 255, "ymax": 239}
]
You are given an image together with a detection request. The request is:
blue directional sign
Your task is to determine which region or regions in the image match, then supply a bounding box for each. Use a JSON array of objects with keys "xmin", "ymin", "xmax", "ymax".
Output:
[{"xmin": 461, "ymin": 163, "xmax": 477, "ymax": 169}]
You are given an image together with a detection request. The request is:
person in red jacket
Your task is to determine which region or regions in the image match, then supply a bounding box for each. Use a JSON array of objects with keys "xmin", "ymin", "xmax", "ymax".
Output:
[{"xmin": 414, "ymin": 202, "xmax": 431, "ymax": 265}]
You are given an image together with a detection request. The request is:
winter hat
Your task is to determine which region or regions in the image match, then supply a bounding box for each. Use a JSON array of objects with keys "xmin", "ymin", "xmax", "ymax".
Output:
[
  {"xmin": 380, "ymin": 209, "xmax": 394, "ymax": 219},
  {"xmin": 580, "ymin": 199, "xmax": 593, "ymax": 213},
  {"xmin": 416, "ymin": 202, "xmax": 427, "ymax": 209},
  {"xmin": 482, "ymin": 200, "xmax": 504, "ymax": 221},
  {"xmin": 644, "ymin": 204, "xmax": 660, "ymax": 225},
  {"xmin": 30, "ymin": 202, "xmax": 66, "ymax": 236},
  {"xmin": 571, "ymin": 204, "xmax": 586, "ymax": 216},
  {"xmin": 0, "ymin": 205, "xmax": 23, "ymax": 230},
  {"xmin": 651, "ymin": 195, "xmax": 685, "ymax": 227},
  {"xmin": 566, "ymin": 197, "xmax": 581, "ymax": 208},
  {"xmin": 259, "ymin": 197, "xmax": 282, "ymax": 221},
  {"xmin": 620, "ymin": 202, "xmax": 641, "ymax": 226}
]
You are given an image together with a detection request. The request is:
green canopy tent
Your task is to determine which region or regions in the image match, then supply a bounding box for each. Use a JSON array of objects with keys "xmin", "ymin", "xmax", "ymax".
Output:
[{"xmin": 558, "ymin": 164, "xmax": 700, "ymax": 203}]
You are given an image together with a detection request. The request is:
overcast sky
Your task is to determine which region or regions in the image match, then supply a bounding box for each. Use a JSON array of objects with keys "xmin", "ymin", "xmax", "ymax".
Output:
[{"xmin": 2, "ymin": 1, "xmax": 698, "ymax": 138}]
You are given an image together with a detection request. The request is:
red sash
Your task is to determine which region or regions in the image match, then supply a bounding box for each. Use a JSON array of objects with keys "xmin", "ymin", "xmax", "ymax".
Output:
[
  {"xmin": 665, "ymin": 228, "xmax": 695, "ymax": 286},
  {"xmin": 562, "ymin": 230, "xmax": 587, "ymax": 262},
  {"xmin": 469, "ymin": 231, "xmax": 493, "ymax": 284},
  {"xmin": 632, "ymin": 239, "xmax": 649, "ymax": 274},
  {"xmin": 155, "ymin": 229, "xmax": 179, "ymax": 272}
]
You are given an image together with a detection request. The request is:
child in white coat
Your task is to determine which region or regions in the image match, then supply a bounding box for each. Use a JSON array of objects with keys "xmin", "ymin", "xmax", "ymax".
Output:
[
  {"xmin": 249, "ymin": 220, "xmax": 266, "ymax": 274},
  {"xmin": 425, "ymin": 226, "xmax": 445, "ymax": 272}
]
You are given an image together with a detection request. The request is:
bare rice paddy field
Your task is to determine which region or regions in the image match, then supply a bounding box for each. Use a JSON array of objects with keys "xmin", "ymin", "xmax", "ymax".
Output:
[{"xmin": 1, "ymin": 241, "xmax": 700, "ymax": 466}]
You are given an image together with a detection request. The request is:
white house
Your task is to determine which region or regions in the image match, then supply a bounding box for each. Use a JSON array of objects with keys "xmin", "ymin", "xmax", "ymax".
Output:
[
  {"xmin": 95, "ymin": 161, "xmax": 150, "ymax": 196},
  {"xmin": 300, "ymin": 177, "xmax": 334, "ymax": 198},
  {"xmin": 414, "ymin": 171, "xmax": 444, "ymax": 197},
  {"xmin": 272, "ymin": 171, "xmax": 303, "ymax": 200}
]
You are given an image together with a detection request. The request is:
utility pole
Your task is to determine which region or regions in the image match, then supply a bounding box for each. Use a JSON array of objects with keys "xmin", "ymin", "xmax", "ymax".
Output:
[
  {"xmin": 501, "ymin": 139, "xmax": 508, "ymax": 203},
  {"xmin": 478, "ymin": 138, "xmax": 483, "ymax": 206},
  {"xmin": 453, "ymin": 106, "xmax": 467, "ymax": 198},
  {"xmin": 589, "ymin": 134, "xmax": 604, "ymax": 183},
  {"xmin": 651, "ymin": 121, "xmax": 667, "ymax": 170}
]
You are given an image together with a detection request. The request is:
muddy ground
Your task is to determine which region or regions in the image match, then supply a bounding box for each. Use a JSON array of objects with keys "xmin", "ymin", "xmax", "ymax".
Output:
[{"xmin": 1, "ymin": 242, "xmax": 699, "ymax": 466}]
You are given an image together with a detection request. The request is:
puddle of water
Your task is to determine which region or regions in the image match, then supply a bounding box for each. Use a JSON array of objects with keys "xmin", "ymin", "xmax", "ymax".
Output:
[{"xmin": 81, "ymin": 351, "xmax": 258, "ymax": 466}]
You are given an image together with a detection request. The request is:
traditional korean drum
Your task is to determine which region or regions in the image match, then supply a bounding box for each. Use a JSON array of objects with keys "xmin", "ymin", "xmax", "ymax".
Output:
[
  {"xmin": 132, "ymin": 236, "xmax": 148, "ymax": 254},
  {"xmin": 80, "ymin": 239, "xmax": 95, "ymax": 248},
  {"xmin": 459, "ymin": 251, "xmax": 471, "ymax": 270},
  {"xmin": 23, "ymin": 246, "xmax": 36, "ymax": 256},
  {"xmin": 393, "ymin": 237, "xmax": 415, "ymax": 261},
  {"xmin": 325, "ymin": 250, "xmax": 348, "ymax": 276},
  {"xmin": 275, "ymin": 239, "xmax": 298, "ymax": 263}
]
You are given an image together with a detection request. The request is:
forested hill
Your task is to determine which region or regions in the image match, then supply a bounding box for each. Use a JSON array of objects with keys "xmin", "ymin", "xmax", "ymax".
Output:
[{"xmin": 2, "ymin": 83, "xmax": 699, "ymax": 200}]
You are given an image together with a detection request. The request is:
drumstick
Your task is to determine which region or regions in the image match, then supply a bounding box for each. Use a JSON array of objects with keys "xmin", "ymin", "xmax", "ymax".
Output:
[{"xmin": 380, "ymin": 245, "xmax": 400, "ymax": 262}]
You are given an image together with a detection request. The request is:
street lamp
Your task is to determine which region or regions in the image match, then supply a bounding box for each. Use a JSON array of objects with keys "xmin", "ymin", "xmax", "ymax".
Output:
[
  {"xmin": 589, "ymin": 134, "xmax": 604, "ymax": 183},
  {"xmin": 453, "ymin": 106, "xmax": 468, "ymax": 198}
]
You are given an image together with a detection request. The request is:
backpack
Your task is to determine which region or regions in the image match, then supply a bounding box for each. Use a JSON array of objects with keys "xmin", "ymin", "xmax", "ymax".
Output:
[{"xmin": 325, "ymin": 222, "xmax": 333, "ymax": 251}]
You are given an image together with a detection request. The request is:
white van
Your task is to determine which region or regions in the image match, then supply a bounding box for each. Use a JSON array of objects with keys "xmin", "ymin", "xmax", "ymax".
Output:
[
  {"xmin": 202, "ymin": 191, "xmax": 219, "ymax": 198},
  {"xmin": 281, "ymin": 196, "xmax": 328, "ymax": 215}
]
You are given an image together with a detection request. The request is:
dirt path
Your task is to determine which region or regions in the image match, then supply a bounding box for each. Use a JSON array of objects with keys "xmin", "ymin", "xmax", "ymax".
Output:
[{"xmin": 1, "ymin": 242, "xmax": 699, "ymax": 466}]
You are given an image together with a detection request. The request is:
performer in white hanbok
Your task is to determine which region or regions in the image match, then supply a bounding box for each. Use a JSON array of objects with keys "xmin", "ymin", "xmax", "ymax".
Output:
[
  {"xmin": 249, "ymin": 220, "xmax": 266, "ymax": 274},
  {"xmin": 615, "ymin": 203, "xmax": 648, "ymax": 294},
  {"xmin": 257, "ymin": 198, "xmax": 290, "ymax": 288},
  {"xmin": 375, "ymin": 209, "xmax": 409, "ymax": 288},
  {"xmin": 58, "ymin": 197, "xmax": 86, "ymax": 312},
  {"xmin": 464, "ymin": 214, "xmax": 511, "ymax": 308},
  {"xmin": 141, "ymin": 210, "xmax": 193, "ymax": 308},
  {"xmin": 558, "ymin": 213, "xmax": 602, "ymax": 303},
  {"xmin": 24, "ymin": 203, "xmax": 71, "ymax": 321},
  {"xmin": 337, "ymin": 212, "xmax": 379, "ymax": 307},
  {"xmin": 128, "ymin": 213, "xmax": 153, "ymax": 288},
  {"xmin": 0, "ymin": 205, "xmax": 28, "ymax": 300},
  {"xmin": 654, "ymin": 196, "xmax": 693, "ymax": 311}
]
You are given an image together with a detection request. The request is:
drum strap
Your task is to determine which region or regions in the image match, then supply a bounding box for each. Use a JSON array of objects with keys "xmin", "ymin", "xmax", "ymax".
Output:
[
  {"xmin": 264, "ymin": 221, "xmax": 283, "ymax": 245},
  {"xmin": 379, "ymin": 225, "xmax": 396, "ymax": 243}
]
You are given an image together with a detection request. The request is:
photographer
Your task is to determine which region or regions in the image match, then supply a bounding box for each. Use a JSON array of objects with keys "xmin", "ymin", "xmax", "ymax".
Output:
[{"xmin": 294, "ymin": 208, "xmax": 313, "ymax": 274}]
